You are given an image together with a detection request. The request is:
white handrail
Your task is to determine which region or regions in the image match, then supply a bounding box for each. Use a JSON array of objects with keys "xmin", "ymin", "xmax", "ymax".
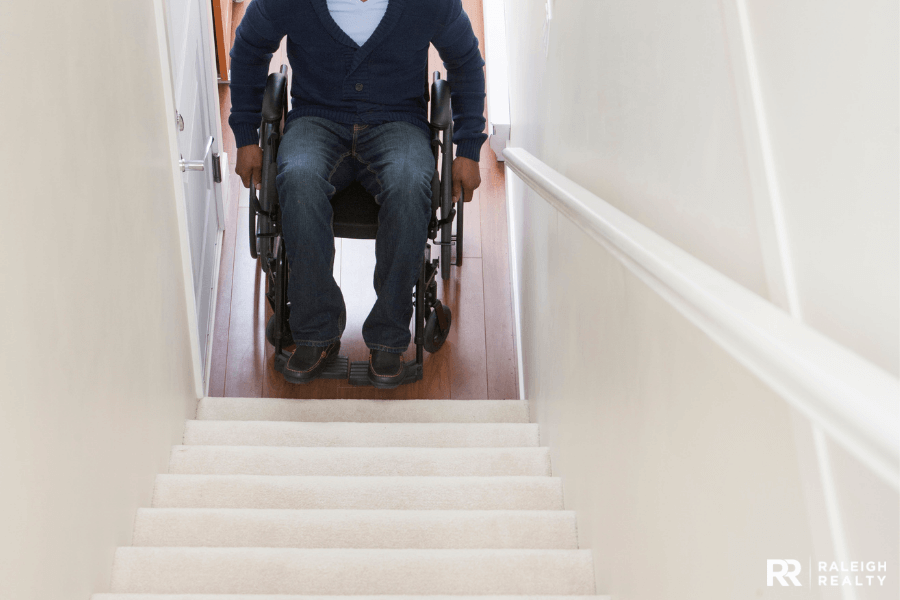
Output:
[{"xmin": 503, "ymin": 147, "xmax": 900, "ymax": 489}]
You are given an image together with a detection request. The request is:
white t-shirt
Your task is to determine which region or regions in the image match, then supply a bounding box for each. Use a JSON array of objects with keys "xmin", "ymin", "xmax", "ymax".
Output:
[{"xmin": 326, "ymin": 0, "xmax": 389, "ymax": 47}]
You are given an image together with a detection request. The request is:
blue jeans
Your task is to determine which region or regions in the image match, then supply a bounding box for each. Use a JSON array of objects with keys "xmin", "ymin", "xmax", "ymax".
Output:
[{"xmin": 276, "ymin": 116, "xmax": 433, "ymax": 353}]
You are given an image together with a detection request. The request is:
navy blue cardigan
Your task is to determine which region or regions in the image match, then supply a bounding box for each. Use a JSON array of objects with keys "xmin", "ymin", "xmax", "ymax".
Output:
[{"xmin": 228, "ymin": 0, "xmax": 487, "ymax": 161}]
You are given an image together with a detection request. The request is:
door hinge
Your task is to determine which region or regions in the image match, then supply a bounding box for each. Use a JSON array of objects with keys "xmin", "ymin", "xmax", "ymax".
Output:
[{"xmin": 212, "ymin": 153, "xmax": 222, "ymax": 183}]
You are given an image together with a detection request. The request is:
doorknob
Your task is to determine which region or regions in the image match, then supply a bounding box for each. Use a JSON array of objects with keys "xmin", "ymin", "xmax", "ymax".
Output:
[
  {"xmin": 179, "ymin": 154, "xmax": 204, "ymax": 172},
  {"xmin": 179, "ymin": 137, "xmax": 215, "ymax": 172}
]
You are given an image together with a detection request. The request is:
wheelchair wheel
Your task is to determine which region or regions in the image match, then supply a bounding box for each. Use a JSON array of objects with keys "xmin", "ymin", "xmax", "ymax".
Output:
[{"xmin": 423, "ymin": 304, "xmax": 452, "ymax": 353}]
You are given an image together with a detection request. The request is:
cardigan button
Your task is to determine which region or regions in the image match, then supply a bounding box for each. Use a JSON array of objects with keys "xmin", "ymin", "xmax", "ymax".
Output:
[{"xmin": 355, "ymin": 83, "xmax": 364, "ymax": 91}]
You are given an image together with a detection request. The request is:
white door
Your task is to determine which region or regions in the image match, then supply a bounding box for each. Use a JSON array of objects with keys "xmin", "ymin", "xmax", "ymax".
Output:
[{"xmin": 163, "ymin": 0, "xmax": 225, "ymax": 385}]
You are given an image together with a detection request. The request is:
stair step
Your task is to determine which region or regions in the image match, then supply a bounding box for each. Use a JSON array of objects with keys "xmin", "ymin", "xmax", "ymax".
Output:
[
  {"xmin": 133, "ymin": 508, "xmax": 578, "ymax": 548},
  {"xmin": 183, "ymin": 421, "xmax": 541, "ymax": 447},
  {"xmin": 153, "ymin": 475, "xmax": 563, "ymax": 510},
  {"xmin": 91, "ymin": 594, "xmax": 612, "ymax": 600},
  {"xmin": 196, "ymin": 398, "xmax": 529, "ymax": 423},
  {"xmin": 168, "ymin": 446, "xmax": 551, "ymax": 477},
  {"xmin": 109, "ymin": 548, "xmax": 596, "ymax": 595}
]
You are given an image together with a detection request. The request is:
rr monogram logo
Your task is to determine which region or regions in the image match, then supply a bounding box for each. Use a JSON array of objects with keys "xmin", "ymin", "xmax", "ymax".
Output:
[{"xmin": 767, "ymin": 560, "xmax": 803, "ymax": 586}]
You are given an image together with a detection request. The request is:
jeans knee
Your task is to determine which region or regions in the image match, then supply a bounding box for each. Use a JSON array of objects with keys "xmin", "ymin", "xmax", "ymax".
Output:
[
  {"xmin": 277, "ymin": 158, "xmax": 337, "ymax": 229},
  {"xmin": 378, "ymin": 162, "xmax": 432, "ymax": 215},
  {"xmin": 278, "ymin": 156, "xmax": 331, "ymax": 192}
]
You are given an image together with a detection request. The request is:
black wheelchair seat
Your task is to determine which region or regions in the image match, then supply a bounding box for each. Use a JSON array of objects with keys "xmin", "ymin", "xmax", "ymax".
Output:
[{"xmin": 331, "ymin": 181, "xmax": 381, "ymax": 240}]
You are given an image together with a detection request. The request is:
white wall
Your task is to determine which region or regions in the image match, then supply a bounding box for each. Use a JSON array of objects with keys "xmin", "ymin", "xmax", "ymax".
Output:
[
  {"xmin": 508, "ymin": 180, "xmax": 819, "ymax": 597},
  {"xmin": 0, "ymin": 1, "xmax": 198, "ymax": 598},
  {"xmin": 506, "ymin": 0, "xmax": 771, "ymax": 298},
  {"xmin": 744, "ymin": 0, "xmax": 899, "ymax": 375},
  {"xmin": 507, "ymin": 167, "xmax": 899, "ymax": 600},
  {"xmin": 503, "ymin": 0, "xmax": 898, "ymax": 597},
  {"xmin": 505, "ymin": 0, "xmax": 898, "ymax": 374}
]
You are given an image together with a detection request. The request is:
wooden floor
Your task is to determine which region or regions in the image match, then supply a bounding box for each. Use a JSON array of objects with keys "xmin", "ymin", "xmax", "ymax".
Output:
[{"xmin": 208, "ymin": 0, "xmax": 517, "ymax": 400}]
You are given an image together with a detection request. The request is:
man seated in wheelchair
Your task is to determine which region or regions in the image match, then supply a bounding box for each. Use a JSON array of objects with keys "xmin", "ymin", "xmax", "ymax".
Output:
[{"xmin": 229, "ymin": 0, "xmax": 486, "ymax": 387}]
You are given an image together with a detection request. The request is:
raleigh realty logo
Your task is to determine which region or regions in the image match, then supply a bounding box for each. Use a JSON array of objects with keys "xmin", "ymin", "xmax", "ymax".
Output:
[
  {"xmin": 767, "ymin": 560, "xmax": 803, "ymax": 586},
  {"xmin": 767, "ymin": 559, "xmax": 889, "ymax": 588}
]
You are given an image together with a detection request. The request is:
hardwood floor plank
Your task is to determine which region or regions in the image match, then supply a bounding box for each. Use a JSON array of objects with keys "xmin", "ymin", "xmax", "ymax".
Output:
[
  {"xmin": 402, "ymin": 346, "xmax": 452, "ymax": 400},
  {"xmin": 219, "ymin": 82, "xmax": 235, "ymax": 168},
  {"xmin": 333, "ymin": 237, "xmax": 342, "ymax": 286},
  {"xmin": 223, "ymin": 207, "xmax": 266, "ymax": 398},
  {"xmin": 230, "ymin": 0, "xmax": 248, "ymax": 40},
  {"xmin": 269, "ymin": 37, "xmax": 288, "ymax": 73},
  {"xmin": 479, "ymin": 160, "xmax": 519, "ymax": 399},
  {"xmin": 208, "ymin": 173, "xmax": 242, "ymax": 396},
  {"xmin": 334, "ymin": 237, "xmax": 380, "ymax": 365},
  {"xmin": 428, "ymin": 46, "xmax": 444, "ymax": 81},
  {"xmin": 479, "ymin": 135, "xmax": 499, "ymax": 164},
  {"xmin": 459, "ymin": 188, "xmax": 482, "ymax": 258},
  {"xmin": 443, "ymin": 257, "xmax": 489, "ymax": 399},
  {"xmin": 464, "ymin": 0, "xmax": 485, "ymax": 47}
]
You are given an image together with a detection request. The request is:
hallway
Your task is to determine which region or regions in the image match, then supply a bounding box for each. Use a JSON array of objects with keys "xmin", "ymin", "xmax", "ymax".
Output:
[{"xmin": 208, "ymin": 0, "xmax": 518, "ymax": 400}]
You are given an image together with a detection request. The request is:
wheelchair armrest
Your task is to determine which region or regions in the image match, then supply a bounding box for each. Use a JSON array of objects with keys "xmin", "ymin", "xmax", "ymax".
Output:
[
  {"xmin": 429, "ymin": 74, "xmax": 452, "ymax": 130},
  {"xmin": 261, "ymin": 70, "xmax": 288, "ymax": 123}
]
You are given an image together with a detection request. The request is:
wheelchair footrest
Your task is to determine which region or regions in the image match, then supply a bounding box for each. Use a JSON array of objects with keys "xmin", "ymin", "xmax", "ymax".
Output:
[
  {"xmin": 347, "ymin": 360, "xmax": 423, "ymax": 387},
  {"xmin": 320, "ymin": 354, "xmax": 351, "ymax": 379},
  {"xmin": 273, "ymin": 350, "xmax": 350, "ymax": 380}
]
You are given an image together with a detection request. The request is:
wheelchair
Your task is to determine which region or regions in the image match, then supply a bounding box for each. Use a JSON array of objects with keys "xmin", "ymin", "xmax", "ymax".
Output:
[{"xmin": 248, "ymin": 65, "xmax": 462, "ymax": 386}]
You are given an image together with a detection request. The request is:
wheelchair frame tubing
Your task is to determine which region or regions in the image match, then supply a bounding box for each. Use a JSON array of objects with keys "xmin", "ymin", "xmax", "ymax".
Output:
[
  {"xmin": 456, "ymin": 187, "xmax": 464, "ymax": 266},
  {"xmin": 440, "ymin": 122, "xmax": 454, "ymax": 280},
  {"xmin": 250, "ymin": 120, "xmax": 282, "ymax": 267},
  {"xmin": 273, "ymin": 238, "xmax": 288, "ymax": 358},
  {"xmin": 260, "ymin": 122, "xmax": 279, "ymax": 215},
  {"xmin": 415, "ymin": 250, "xmax": 426, "ymax": 368}
]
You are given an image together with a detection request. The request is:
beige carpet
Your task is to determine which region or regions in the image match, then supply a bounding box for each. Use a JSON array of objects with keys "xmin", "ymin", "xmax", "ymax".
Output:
[{"xmin": 93, "ymin": 398, "xmax": 604, "ymax": 598}]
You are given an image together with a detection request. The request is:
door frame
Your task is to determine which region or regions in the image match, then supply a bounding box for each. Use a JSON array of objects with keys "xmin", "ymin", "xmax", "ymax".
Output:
[{"xmin": 151, "ymin": 0, "xmax": 229, "ymax": 398}]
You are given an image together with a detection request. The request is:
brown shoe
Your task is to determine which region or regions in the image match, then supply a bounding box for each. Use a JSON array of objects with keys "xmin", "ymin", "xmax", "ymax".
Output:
[{"xmin": 283, "ymin": 341, "xmax": 341, "ymax": 384}]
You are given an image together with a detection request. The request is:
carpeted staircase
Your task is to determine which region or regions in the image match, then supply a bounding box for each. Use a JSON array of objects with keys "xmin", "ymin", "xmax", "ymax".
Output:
[{"xmin": 92, "ymin": 398, "xmax": 603, "ymax": 599}]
